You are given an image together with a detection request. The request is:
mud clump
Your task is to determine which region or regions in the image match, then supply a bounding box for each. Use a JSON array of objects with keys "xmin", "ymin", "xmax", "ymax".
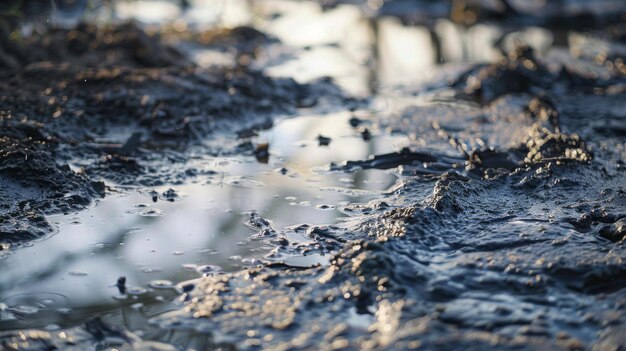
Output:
[
  {"xmin": 452, "ymin": 44, "xmax": 626, "ymax": 106},
  {"xmin": 332, "ymin": 125, "xmax": 591, "ymax": 174},
  {"xmin": 520, "ymin": 125, "xmax": 592, "ymax": 164},
  {"xmin": 317, "ymin": 134, "xmax": 332, "ymax": 146},
  {"xmin": 0, "ymin": 131, "xmax": 103, "ymax": 245},
  {"xmin": 452, "ymin": 47, "xmax": 553, "ymax": 105},
  {"xmin": 331, "ymin": 147, "xmax": 438, "ymax": 171},
  {"xmin": 254, "ymin": 143, "xmax": 270, "ymax": 163}
]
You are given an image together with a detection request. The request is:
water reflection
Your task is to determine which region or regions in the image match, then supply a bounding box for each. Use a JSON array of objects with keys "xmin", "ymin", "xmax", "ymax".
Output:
[{"xmin": 0, "ymin": 112, "xmax": 404, "ymax": 330}]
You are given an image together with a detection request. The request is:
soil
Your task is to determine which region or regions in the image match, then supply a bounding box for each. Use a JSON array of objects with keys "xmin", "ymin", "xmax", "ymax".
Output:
[{"xmin": 1, "ymin": 1, "xmax": 625, "ymax": 350}]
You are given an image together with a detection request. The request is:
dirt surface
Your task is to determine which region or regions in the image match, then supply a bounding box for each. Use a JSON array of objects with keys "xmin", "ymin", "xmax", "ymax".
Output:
[
  {"xmin": 143, "ymin": 47, "xmax": 625, "ymax": 350},
  {"xmin": 1, "ymin": 1, "xmax": 626, "ymax": 350}
]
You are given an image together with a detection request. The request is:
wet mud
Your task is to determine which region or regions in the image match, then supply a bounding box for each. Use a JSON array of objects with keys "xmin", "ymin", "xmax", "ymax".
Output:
[
  {"xmin": 1, "ymin": 1, "xmax": 626, "ymax": 350},
  {"xmin": 0, "ymin": 132, "xmax": 104, "ymax": 245},
  {"xmin": 0, "ymin": 21, "xmax": 348, "ymax": 247}
]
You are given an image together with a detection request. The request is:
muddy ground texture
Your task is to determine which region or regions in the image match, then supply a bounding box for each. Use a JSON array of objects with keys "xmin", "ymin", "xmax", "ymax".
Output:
[
  {"xmin": 0, "ymin": 22, "xmax": 348, "ymax": 249},
  {"xmin": 2, "ymin": 5, "xmax": 626, "ymax": 351}
]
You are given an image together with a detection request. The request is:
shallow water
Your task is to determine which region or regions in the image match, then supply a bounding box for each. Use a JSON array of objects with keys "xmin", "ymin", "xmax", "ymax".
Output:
[{"xmin": 0, "ymin": 112, "xmax": 401, "ymax": 330}]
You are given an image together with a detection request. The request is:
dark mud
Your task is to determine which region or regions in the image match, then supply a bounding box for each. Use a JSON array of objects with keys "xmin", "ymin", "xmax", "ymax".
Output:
[
  {"xmin": 146, "ymin": 80, "xmax": 625, "ymax": 349},
  {"xmin": 1, "ymin": 1, "xmax": 626, "ymax": 350},
  {"xmin": 0, "ymin": 132, "xmax": 104, "ymax": 245}
]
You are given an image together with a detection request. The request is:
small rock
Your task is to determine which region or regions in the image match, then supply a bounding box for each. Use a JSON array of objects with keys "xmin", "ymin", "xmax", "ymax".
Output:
[
  {"xmin": 360, "ymin": 128, "xmax": 371, "ymax": 141},
  {"xmin": 349, "ymin": 116, "xmax": 362, "ymax": 127},
  {"xmin": 181, "ymin": 283, "xmax": 195, "ymax": 293},
  {"xmin": 254, "ymin": 143, "xmax": 270, "ymax": 163},
  {"xmin": 149, "ymin": 190, "xmax": 159, "ymax": 203},
  {"xmin": 161, "ymin": 188, "xmax": 180, "ymax": 202},
  {"xmin": 117, "ymin": 276, "xmax": 127, "ymax": 294},
  {"xmin": 317, "ymin": 135, "xmax": 332, "ymax": 146}
]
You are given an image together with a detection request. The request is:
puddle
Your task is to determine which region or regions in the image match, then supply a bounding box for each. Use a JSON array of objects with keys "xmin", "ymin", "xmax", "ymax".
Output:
[
  {"xmin": 0, "ymin": 111, "xmax": 404, "ymax": 330},
  {"xmin": 280, "ymin": 253, "xmax": 331, "ymax": 268}
]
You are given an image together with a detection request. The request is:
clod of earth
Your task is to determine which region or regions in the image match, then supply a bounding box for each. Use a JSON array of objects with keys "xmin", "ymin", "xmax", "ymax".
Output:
[
  {"xmin": 254, "ymin": 143, "xmax": 270, "ymax": 163},
  {"xmin": 361, "ymin": 128, "xmax": 372, "ymax": 141},
  {"xmin": 317, "ymin": 134, "xmax": 332, "ymax": 146},
  {"xmin": 116, "ymin": 276, "xmax": 127, "ymax": 295}
]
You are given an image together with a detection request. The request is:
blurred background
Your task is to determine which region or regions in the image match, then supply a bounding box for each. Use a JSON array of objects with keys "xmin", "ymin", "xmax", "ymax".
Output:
[{"xmin": 2, "ymin": 0, "xmax": 624, "ymax": 94}]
